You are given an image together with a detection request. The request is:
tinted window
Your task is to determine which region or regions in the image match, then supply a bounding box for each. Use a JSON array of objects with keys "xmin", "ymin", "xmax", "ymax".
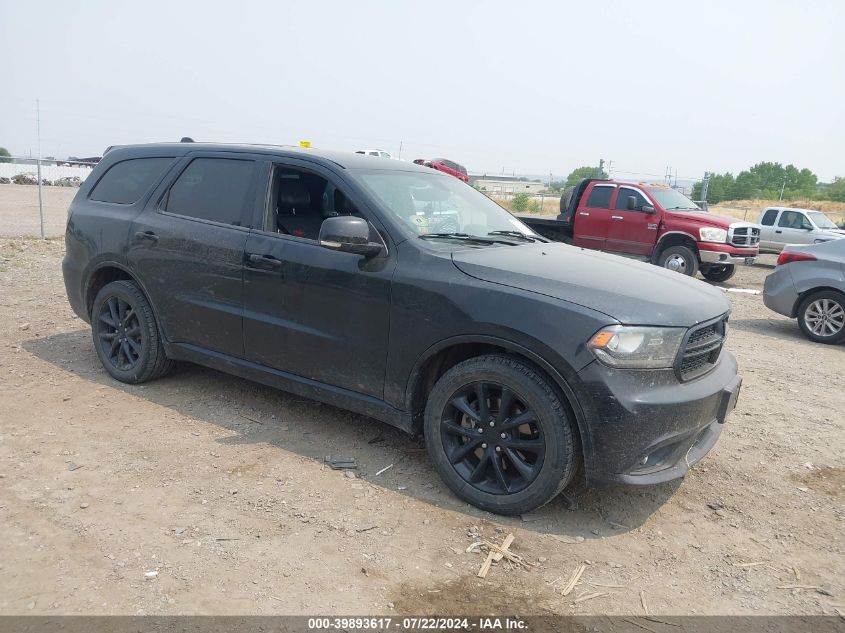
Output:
[
  {"xmin": 761, "ymin": 209, "xmax": 778, "ymax": 225},
  {"xmin": 89, "ymin": 157, "xmax": 173, "ymax": 204},
  {"xmin": 164, "ymin": 158, "xmax": 254, "ymax": 226},
  {"xmin": 586, "ymin": 185, "xmax": 614, "ymax": 208},
  {"xmin": 614, "ymin": 187, "xmax": 649, "ymax": 210}
]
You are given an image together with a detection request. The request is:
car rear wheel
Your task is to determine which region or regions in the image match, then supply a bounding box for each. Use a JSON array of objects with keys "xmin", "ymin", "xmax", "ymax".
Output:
[
  {"xmin": 423, "ymin": 354, "xmax": 577, "ymax": 515},
  {"xmin": 701, "ymin": 264, "xmax": 736, "ymax": 283},
  {"xmin": 656, "ymin": 245, "xmax": 699, "ymax": 276},
  {"xmin": 797, "ymin": 290, "xmax": 845, "ymax": 344},
  {"xmin": 91, "ymin": 280, "xmax": 173, "ymax": 383}
]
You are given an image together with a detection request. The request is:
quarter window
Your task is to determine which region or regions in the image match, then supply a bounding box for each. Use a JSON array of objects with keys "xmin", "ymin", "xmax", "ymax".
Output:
[
  {"xmin": 760, "ymin": 209, "xmax": 778, "ymax": 226},
  {"xmin": 164, "ymin": 158, "xmax": 255, "ymax": 226},
  {"xmin": 586, "ymin": 185, "xmax": 614, "ymax": 209},
  {"xmin": 89, "ymin": 157, "xmax": 174, "ymax": 205}
]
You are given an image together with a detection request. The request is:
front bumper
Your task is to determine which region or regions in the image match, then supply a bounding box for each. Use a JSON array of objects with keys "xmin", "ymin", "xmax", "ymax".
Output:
[
  {"xmin": 575, "ymin": 352, "xmax": 740, "ymax": 485},
  {"xmin": 699, "ymin": 247, "xmax": 757, "ymax": 265}
]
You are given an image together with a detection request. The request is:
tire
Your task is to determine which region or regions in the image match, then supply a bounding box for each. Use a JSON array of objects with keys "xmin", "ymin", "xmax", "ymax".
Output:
[
  {"xmin": 656, "ymin": 245, "xmax": 699, "ymax": 276},
  {"xmin": 701, "ymin": 264, "xmax": 736, "ymax": 283},
  {"xmin": 91, "ymin": 280, "xmax": 173, "ymax": 383},
  {"xmin": 423, "ymin": 354, "xmax": 577, "ymax": 515},
  {"xmin": 797, "ymin": 290, "xmax": 845, "ymax": 344}
]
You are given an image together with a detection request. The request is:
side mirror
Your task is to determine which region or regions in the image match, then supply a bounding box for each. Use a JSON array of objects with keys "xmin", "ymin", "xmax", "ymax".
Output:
[
  {"xmin": 626, "ymin": 195, "xmax": 638, "ymax": 210},
  {"xmin": 641, "ymin": 205, "xmax": 656, "ymax": 214},
  {"xmin": 319, "ymin": 216, "xmax": 385, "ymax": 258}
]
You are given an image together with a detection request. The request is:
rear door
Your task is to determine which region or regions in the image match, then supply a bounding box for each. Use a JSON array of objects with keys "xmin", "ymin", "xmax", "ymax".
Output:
[
  {"xmin": 573, "ymin": 183, "xmax": 615, "ymax": 250},
  {"xmin": 605, "ymin": 186, "xmax": 659, "ymax": 256},
  {"xmin": 758, "ymin": 208, "xmax": 779, "ymax": 249},
  {"xmin": 128, "ymin": 153, "xmax": 260, "ymax": 358}
]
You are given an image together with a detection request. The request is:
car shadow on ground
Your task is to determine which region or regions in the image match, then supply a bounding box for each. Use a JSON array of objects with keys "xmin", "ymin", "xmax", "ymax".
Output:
[{"xmin": 25, "ymin": 329, "xmax": 683, "ymax": 541}]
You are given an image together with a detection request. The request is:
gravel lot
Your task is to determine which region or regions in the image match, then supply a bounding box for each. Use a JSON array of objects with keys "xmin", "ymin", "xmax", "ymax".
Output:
[{"xmin": 0, "ymin": 236, "xmax": 842, "ymax": 617}]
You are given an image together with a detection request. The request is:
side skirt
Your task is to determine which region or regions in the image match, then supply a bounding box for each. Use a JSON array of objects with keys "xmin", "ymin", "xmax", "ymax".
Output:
[{"xmin": 168, "ymin": 343, "xmax": 414, "ymax": 434}]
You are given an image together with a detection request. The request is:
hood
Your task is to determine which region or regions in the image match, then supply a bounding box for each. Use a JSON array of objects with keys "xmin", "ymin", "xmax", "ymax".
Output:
[
  {"xmin": 816, "ymin": 229, "xmax": 845, "ymax": 239},
  {"xmin": 451, "ymin": 242, "xmax": 730, "ymax": 326},
  {"xmin": 667, "ymin": 210, "xmax": 747, "ymax": 228}
]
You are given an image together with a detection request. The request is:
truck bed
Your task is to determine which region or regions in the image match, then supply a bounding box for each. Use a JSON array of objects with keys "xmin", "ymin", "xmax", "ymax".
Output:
[{"xmin": 516, "ymin": 213, "xmax": 573, "ymax": 242}]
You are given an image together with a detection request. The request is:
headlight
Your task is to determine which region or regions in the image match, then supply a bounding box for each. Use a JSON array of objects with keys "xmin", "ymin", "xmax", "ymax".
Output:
[
  {"xmin": 587, "ymin": 325, "xmax": 685, "ymax": 369},
  {"xmin": 699, "ymin": 227, "xmax": 728, "ymax": 243}
]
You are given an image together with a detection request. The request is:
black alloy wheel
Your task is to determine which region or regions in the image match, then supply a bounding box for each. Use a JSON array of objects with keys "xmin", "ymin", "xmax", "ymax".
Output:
[
  {"xmin": 440, "ymin": 381, "xmax": 544, "ymax": 495},
  {"xmin": 97, "ymin": 295, "xmax": 143, "ymax": 371}
]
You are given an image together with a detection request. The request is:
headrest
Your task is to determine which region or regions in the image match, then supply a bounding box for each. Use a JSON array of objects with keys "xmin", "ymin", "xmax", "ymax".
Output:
[
  {"xmin": 334, "ymin": 190, "xmax": 357, "ymax": 215},
  {"xmin": 278, "ymin": 179, "xmax": 311, "ymax": 210}
]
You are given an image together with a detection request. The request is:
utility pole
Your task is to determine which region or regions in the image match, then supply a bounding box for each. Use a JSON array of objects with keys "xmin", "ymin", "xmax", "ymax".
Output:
[
  {"xmin": 598, "ymin": 159, "xmax": 605, "ymax": 178},
  {"xmin": 36, "ymin": 99, "xmax": 44, "ymax": 240},
  {"xmin": 779, "ymin": 180, "xmax": 786, "ymax": 200},
  {"xmin": 397, "ymin": 140, "xmax": 403, "ymax": 161}
]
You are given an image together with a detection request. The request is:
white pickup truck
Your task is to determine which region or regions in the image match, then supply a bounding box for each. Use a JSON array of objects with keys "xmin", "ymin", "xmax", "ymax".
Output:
[{"xmin": 757, "ymin": 206, "xmax": 845, "ymax": 253}]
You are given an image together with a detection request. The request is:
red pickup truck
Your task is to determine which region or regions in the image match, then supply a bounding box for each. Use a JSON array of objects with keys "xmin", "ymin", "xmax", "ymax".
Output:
[{"xmin": 518, "ymin": 179, "xmax": 760, "ymax": 282}]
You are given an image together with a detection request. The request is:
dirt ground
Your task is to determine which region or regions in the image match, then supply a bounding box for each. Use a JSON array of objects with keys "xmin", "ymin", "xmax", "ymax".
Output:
[
  {"xmin": 0, "ymin": 237, "xmax": 843, "ymax": 617},
  {"xmin": 0, "ymin": 184, "xmax": 77, "ymax": 238}
]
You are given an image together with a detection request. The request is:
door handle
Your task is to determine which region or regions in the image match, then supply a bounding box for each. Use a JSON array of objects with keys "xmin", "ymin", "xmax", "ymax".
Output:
[
  {"xmin": 611, "ymin": 215, "xmax": 623, "ymax": 220},
  {"xmin": 134, "ymin": 230, "xmax": 158, "ymax": 243},
  {"xmin": 246, "ymin": 253, "xmax": 282, "ymax": 269},
  {"xmin": 775, "ymin": 230, "xmax": 782, "ymax": 234},
  {"xmin": 579, "ymin": 212, "xmax": 590, "ymax": 216}
]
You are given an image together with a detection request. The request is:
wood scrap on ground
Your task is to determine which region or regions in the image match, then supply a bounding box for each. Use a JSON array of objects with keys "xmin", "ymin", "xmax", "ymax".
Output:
[
  {"xmin": 476, "ymin": 533, "xmax": 519, "ymax": 578},
  {"xmin": 561, "ymin": 564, "xmax": 586, "ymax": 596}
]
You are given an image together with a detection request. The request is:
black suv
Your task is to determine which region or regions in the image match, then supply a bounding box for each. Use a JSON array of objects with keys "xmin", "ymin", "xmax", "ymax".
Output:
[{"xmin": 63, "ymin": 143, "xmax": 741, "ymax": 515}]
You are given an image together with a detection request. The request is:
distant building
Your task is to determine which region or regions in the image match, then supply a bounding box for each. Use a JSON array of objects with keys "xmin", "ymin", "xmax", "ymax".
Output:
[{"xmin": 470, "ymin": 174, "xmax": 546, "ymax": 194}]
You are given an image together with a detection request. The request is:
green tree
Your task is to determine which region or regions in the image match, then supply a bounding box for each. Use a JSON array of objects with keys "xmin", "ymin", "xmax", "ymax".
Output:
[
  {"xmin": 511, "ymin": 193, "xmax": 531, "ymax": 212},
  {"xmin": 0, "ymin": 147, "xmax": 11, "ymax": 163},
  {"xmin": 564, "ymin": 165, "xmax": 608, "ymax": 188},
  {"xmin": 827, "ymin": 177, "xmax": 845, "ymax": 203}
]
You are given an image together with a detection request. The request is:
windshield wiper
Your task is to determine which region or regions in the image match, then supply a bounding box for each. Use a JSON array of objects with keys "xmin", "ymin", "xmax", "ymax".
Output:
[
  {"xmin": 487, "ymin": 230, "xmax": 544, "ymax": 243},
  {"xmin": 418, "ymin": 232, "xmax": 516, "ymax": 245}
]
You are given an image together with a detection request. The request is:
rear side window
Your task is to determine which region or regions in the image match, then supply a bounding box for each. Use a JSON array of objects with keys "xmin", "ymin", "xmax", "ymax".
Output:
[
  {"xmin": 163, "ymin": 158, "xmax": 254, "ymax": 226},
  {"xmin": 89, "ymin": 157, "xmax": 173, "ymax": 204},
  {"xmin": 615, "ymin": 187, "xmax": 649, "ymax": 210},
  {"xmin": 760, "ymin": 209, "xmax": 778, "ymax": 225},
  {"xmin": 586, "ymin": 185, "xmax": 614, "ymax": 208}
]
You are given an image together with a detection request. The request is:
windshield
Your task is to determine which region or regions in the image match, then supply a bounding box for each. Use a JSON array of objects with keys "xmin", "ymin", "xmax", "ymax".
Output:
[
  {"xmin": 646, "ymin": 187, "xmax": 700, "ymax": 211},
  {"xmin": 355, "ymin": 170, "xmax": 538, "ymax": 241},
  {"xmin": 808, "ymin": 211, "xmax": 838, "ymax": 229}
]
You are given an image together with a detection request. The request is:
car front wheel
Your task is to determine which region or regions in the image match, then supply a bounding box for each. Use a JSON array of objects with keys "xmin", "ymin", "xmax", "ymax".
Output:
[
  {"xmin": 424, "ymin": 354, "xmax": 577, "ymax": 515},
  {"xmin": 656, "ymin": 245, "xmax": 699, "ymax": 276},
  {"xmin": 797, "ymin": 290, "xmax": 845, "ymax": 344}
]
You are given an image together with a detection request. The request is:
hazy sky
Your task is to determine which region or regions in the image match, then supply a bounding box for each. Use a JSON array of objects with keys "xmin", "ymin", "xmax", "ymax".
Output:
[{"xmin": 1, "ymin": 0, "xmax": 843, "ymax": 181}]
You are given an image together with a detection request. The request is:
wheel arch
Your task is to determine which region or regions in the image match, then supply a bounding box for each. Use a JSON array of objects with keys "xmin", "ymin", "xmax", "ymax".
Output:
[
  {"xmin": 793, "ymin": 286, "xmax": 845, "ymax": 317},
  {"xmin": 84, "ymin": 262, "xmax": 167, "ymax": 344},
  {"xmin": 652, "ymin": 231, "xmax": 699, "ymax": 264},
  {"xmin": 404, "ymin": 335, "xmax": 591, "ymax": 459}
]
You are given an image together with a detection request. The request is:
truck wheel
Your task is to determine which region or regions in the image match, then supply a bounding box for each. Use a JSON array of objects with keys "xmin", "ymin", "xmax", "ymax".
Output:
[
  {"xmin": 797, "ymin": 290, "xmax": 845, "ymax": 344},
  {"xmin": 657, "ymin": 245, "xmax": 699, "ymax": 276},
  {"xmin": 91, "ymin": 280, "xmax": 174, "ymax": 383},
  {"xmin": 423, "ymin": 354, "xmax": 577, "ymax": 515},
  {"xmin": 701, "ymin": 264, "xmax": 736, "ymax": 283}
]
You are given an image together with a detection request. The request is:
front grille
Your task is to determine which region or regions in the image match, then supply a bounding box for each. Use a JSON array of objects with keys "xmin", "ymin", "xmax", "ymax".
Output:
[
  {"xmin": 677, "ymin": 316, "xmax": 727, "ymax": 381},
  {"xmin": 729, "ymin": 225, "xmax": 760, "ymax": 247}
]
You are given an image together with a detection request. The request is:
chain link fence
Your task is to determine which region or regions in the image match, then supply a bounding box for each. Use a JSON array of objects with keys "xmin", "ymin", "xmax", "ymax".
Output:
[{"xmin": 0, "ymin": 157, "xmax": 96, "ymax": 238}]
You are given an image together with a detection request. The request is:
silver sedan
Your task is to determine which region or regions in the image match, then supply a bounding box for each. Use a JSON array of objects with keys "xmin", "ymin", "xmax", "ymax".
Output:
[{"xmin": 763, "ymin": 239, "xmax": 845, "ymax": 344}]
